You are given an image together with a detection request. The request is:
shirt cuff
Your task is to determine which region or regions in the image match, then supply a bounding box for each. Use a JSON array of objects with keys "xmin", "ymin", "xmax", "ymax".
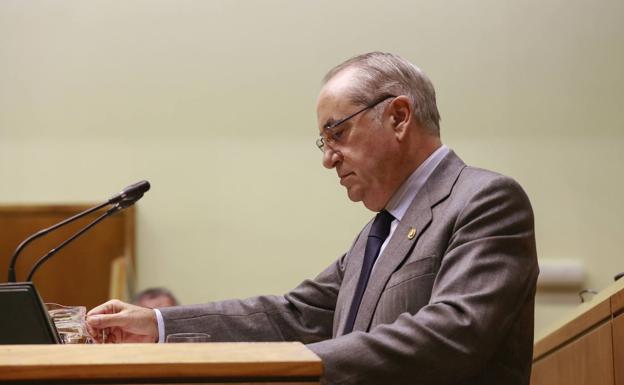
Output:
[{"xmin": 153, "ymin": 308, "xmax": 165, "ymax": 343}]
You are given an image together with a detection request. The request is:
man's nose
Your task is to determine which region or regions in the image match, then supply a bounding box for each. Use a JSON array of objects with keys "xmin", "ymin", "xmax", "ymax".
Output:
[{"xmin": 322, "ymin": 148, "xmax": 342, "ymax": 169}]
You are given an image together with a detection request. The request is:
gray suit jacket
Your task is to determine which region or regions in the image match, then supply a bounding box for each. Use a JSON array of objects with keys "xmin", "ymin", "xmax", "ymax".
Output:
[{"xmin": 161, "ymin": 151, "xmax": 539, "ymax": 385}]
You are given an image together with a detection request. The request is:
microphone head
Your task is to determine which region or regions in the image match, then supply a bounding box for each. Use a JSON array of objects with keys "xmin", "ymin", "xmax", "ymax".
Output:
[
  {"xmin": 123, "ymin": 180, "xmax": 150, "ymax": 197},
  {"xmin": 117, "ymin": 193, "xmax": 144, "ymax": 209},
  {"xmin": 109, "ymin": 180, "xmax": 151, "ymax": 204}
]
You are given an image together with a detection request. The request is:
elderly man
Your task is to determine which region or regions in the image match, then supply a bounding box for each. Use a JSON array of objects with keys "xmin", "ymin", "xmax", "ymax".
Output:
[{"xmin": 87, "ymin": 52, "xmax": 538, "ymax": 385}]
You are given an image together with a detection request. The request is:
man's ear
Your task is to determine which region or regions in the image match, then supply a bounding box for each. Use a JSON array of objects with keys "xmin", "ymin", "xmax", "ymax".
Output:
[{"xmin": 388, "ymin": 95, "xmax": 412, "ymax": 140}]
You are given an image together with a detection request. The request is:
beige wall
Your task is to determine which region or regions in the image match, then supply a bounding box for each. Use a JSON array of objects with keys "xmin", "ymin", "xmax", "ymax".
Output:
[{"xmin": 1, "ymin": 0, "xmax": 622, "ymax": 335}]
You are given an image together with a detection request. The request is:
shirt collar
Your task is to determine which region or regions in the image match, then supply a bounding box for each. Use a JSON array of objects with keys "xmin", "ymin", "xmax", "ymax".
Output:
[{"xmin": 385, "ymin": 144, "xmax": 450, "ymax": 222}]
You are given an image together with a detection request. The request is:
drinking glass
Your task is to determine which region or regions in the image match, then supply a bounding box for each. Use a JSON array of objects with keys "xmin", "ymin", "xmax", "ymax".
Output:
[
  {"xmin": 166, "ymin": 332, "xmax": 211, "ymax": 343},
  {"xmin": 46, "ymin": 303, "xmax": 93, "ymax": 344}
]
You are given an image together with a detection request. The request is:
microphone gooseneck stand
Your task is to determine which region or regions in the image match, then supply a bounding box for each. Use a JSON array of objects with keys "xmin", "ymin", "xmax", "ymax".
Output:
[
  {"xmin": 6, "ymin": 180, "xmax": 150, "ymax": 283},
  {"xmin": 25, "ymin": 204, "xmax": 123, "ymax": 282},
  {"xmin": 6, "ymin": 201, "xmax": 110, "ymax": 283}
]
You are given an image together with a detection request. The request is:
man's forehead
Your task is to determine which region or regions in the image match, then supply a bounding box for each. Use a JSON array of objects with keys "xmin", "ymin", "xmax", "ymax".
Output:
[
  {"xmin": 316, "ymin": 68, "xmax": 359, "ymax": 127},
  {"xmin": 317, "ymin": 93, "xmax": 351, "ymax": 129}
]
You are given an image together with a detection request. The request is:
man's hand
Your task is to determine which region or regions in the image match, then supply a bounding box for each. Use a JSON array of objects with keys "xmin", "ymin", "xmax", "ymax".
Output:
[{"xmin": 86, "ymin": 299, "xmax": 158, "ymax": 343}]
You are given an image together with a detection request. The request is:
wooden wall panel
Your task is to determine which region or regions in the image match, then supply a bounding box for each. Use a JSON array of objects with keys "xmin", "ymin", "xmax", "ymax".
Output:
[
  {"xmin": 0, "ymin": 205, "xmax": 135, "ymax": 309},
  {"xmin": 614, "ymin": 314, "xmax": 624, "ymax": 385},
  {"xmin": 613, "ymin": 288, "xmax": 624, "ymax": 315},
  {"xmin": 531, "ymin": 322, "xmax": 614, "ymax": 385}
]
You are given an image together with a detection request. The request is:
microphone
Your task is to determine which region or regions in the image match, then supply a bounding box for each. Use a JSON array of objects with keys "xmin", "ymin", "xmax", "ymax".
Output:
[
  {"xmin": 108, "ymin": 180, "xmax": 150, "ymax": 205},
  {"xmin": 7, "ymin": 180, "xmax": 151, "ymax": 283}
]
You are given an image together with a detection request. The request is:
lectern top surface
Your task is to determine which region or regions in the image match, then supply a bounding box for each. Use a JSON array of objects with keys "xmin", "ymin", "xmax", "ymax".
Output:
[{"xmin": 0, "ymin": 342, "xmax": 322, "ymax": 383}]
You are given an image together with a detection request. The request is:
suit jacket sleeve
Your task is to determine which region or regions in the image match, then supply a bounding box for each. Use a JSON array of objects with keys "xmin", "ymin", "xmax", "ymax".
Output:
[
  {"xmin": 159, "ymin": 251, "xmax": 350, "ymax": 344},
  {"xmin": 307, "ymin": 175, "xmax": 538, "ymax": 385}
]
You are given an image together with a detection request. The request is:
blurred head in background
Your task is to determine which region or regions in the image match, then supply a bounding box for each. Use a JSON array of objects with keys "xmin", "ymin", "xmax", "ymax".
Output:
[{"xmin": 132, "ymin": 287, "xmax": 179, "ymax": 309}]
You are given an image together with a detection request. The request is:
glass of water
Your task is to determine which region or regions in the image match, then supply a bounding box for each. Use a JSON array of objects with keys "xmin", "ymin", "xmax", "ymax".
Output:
[
  {"xmin": 166, "ymin": 332, "xmax": 211, "ymax": 343},
  {"xmin": 46, "ymin": 303, "xmax": 93, "ymax": 344}
]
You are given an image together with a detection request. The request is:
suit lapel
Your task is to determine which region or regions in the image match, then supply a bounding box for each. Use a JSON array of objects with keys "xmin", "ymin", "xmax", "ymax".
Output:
[
  {"xmin": 339, "ymin": 151, "xmax": 466, "ymax": 335},
  {"xmin": 350, "ymin": 188, "xmax": 433, "ymax": 333},
  {"xmin": 333, "ymin": 230, "xmax": 368, "ymax": 337}
]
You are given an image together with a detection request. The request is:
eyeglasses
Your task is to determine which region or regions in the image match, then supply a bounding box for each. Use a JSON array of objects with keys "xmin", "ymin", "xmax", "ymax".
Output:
[{"xmin": 316, "ymin": 94, "xmax": 396, "ymax": 152}]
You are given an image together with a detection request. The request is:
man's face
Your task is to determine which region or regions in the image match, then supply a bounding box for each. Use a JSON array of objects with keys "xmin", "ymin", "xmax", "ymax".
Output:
[
  {"xmin": 316, "ymin": 70, "xmax": 401, "ymax": 211},
  {"xmin": 137, "ymin": 294, "xmax": 176, "ymax": 309}
]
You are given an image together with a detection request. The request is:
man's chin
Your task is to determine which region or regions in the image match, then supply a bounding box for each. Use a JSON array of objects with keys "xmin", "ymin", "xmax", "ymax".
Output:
[
  {"xmin": 346, "ymin": 188, "xmax": 386, "ymax": 211},
  {"xmin": 345, "ymin": 187, "xmax": 363, "ymax": 203}
]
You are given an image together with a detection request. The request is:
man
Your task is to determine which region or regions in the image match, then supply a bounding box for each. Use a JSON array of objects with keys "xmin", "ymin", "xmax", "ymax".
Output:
[
  {"xmin": 132, "ymin": 287, "xmax": 179, "ymax": 309},
  {"xmin": 87, "ymin": 52, "xmax": 538, "ymax": 385}
]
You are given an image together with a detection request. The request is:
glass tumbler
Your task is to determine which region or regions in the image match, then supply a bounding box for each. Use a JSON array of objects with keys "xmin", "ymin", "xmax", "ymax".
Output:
[
  {"xmin": 46, "ymin": 303, "xmax": 94, "ymax": 344},
  {"xmin": 166, "ymin": 333, "xmax": 211, "ymax": 343}
]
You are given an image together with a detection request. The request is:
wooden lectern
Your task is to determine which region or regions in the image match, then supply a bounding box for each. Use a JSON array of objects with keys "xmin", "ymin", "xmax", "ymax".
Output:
[
  {"xmin": 531, "ymin": 278, "xmax": 624, "ymax": 385},
  {"xmin": 0, "ymin": 342, "xmax": 322, "ymax": 384}
]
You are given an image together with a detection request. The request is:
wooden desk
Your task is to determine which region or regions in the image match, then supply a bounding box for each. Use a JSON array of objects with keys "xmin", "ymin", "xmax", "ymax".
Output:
[
  {"xmin": 0, "ymin": 342, "xmax": 322, "ymax": 384},
  {"xmin": 531, "ymin": 279, "xmax": 624, "ymax": 385}
]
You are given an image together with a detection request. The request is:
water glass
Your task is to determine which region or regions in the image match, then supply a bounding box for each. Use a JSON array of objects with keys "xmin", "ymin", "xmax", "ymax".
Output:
[
  {"xmin": 166, "ymin": 332, "xmax": 211, "ymax": 343},
  {"xmin": 46, "ymin": 303, "xmax": 93, "ymax": 344}
]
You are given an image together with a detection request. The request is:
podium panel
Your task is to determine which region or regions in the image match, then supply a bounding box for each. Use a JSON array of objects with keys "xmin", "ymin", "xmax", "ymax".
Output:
[
  {"xmin": 531, "ymin": 323, "xmax": 614, "ymax": 385},
  {"xmin": 0, "ymin": 342, "xmax": 322, "ymax": 384},
  {"xmin": 615, "ymin": 314, "xmax": 624, "ymax": 385},
  {"xmin": 531, "ymin": 279, "xmax": 624, "ymax": 385}
]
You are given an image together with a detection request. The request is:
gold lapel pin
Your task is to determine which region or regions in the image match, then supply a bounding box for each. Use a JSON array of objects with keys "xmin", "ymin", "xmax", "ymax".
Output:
[{"xmin": 408, "ymin": 228, "xmax": 417, "ymax": 240}]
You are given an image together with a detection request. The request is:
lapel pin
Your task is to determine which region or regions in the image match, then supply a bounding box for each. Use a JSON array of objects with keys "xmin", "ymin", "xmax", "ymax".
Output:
[{"xmin": 408, "ymin": 228, "xmax": 417, "ymax": 240}]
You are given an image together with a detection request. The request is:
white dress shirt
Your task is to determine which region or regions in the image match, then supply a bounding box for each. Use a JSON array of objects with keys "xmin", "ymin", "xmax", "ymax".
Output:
[{"xmin": 376, "ymin": 144, "xmax": 449, "ymax": 268}]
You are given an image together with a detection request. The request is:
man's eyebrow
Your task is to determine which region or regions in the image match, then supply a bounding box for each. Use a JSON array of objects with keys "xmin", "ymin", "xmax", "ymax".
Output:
[{"xmin": 323, "ymin": 118, "xmax": 337, "ymax": 129}]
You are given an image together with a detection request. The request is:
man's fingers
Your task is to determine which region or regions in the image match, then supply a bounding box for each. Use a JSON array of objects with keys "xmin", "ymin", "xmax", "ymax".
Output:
[
  {"xmin": 111, "ymin": 327, "xmax": 123, "ymax": 343},
  {"xmin": 87, "ymin": 299, "xmax": 130, "ymax": 333},
  {"xmin": 86, "ymin": 322, "xmax": 100, "ymax": 340},
  {"xmin": 86, "ymin": 300, "xmax": 157, "ymax": 343},
  {"xmin": 86, "ymin": 312, "xmax": 126, "ymax": 329},
  {"xmin": 87, "ymin": 299, "xmax": 125, "ymax": 317}
]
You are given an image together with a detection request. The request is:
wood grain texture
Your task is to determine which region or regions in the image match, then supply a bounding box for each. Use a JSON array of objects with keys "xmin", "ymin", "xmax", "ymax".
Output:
[
  {"xmin": 612, "ymin": 286, "xmax": 624, "ymax": 316},
  {"xmin": 0, "ymin": 342, "xmax": 322, "ymax": 383},
  {"xmin": 614, "ymin": 314, "xmax": 624, "ymax": 385},
  {"xmin": 534, "ymin": 279, "xmax": 624, "ymax": 360},
  {"xmin": 531, "ymin": 322, "xmax": 614, "ymax": 385},
  {"xmin": 533, "ymin": 299, "xmax": 611, "ymax": 360},
  {"xmin": 0, "ymin": 204, "xmax": 135, "ymax": 308}
]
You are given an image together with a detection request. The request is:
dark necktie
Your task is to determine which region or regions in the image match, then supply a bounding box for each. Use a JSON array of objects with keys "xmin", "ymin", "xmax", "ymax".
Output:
[{"xmin": 343, "ymin": 210, "xmax": 394, "ymax": 334}]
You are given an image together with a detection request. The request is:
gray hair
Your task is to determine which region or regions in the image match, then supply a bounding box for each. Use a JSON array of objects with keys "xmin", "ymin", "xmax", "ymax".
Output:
[{"xmin": 323, "ymin": 52, "xmax": 441, "ymax": 135}]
